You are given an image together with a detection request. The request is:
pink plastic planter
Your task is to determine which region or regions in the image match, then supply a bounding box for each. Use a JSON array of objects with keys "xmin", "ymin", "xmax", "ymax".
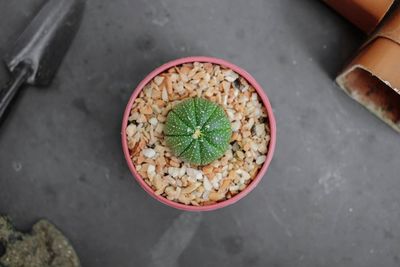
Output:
[{"xmin": 121, "ymin": 57, "xmax": 276, "ymax": 211}]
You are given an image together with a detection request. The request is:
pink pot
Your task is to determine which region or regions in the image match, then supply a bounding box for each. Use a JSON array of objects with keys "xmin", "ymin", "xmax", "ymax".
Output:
[{"xmin": 121, "ymin": 56, "xmax": 276, "ymax": 211}]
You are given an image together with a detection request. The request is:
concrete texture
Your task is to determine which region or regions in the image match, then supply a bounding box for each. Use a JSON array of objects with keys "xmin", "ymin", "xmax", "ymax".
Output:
[{"xmin": 0, "ymin": 0, "xmax": 399, "ymax": 266}]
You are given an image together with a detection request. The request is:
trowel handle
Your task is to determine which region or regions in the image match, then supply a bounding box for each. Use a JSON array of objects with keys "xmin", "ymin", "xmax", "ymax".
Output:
[{"xmin": 0, "ymin": 64, "xmax": 31, "ymax": 120}]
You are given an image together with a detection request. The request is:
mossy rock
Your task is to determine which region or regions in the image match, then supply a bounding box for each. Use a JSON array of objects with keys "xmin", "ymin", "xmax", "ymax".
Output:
[
  {"xmin": 0, "ymin": 216, "xmax": 80, "ymax": 267},
  {"xmin": 165, "ymin": 98, "xmax": 232, "ymax": 165}
]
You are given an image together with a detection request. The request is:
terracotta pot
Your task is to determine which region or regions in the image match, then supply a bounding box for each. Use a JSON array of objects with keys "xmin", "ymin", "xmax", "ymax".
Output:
[
  {"xmin": 324, "ymin": 0, "xmax": 394, "ymax": 33},
  {"xmin": 336, "ymin": 9, "xmax": 400, "ymax": 133},
  {"xmin": 121, "ymin": 57, "xmax": 277, "ymax": 211}
]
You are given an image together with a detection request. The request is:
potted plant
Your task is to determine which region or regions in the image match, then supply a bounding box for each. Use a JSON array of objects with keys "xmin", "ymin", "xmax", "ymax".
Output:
[{"xmin": 121, "ymin": 57, "xmax": 276, "ymax": 211}]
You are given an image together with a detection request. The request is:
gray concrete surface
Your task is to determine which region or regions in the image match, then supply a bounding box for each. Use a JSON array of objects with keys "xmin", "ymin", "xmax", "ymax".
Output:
[{"xmin": 1, "ymin": 0, "xmax": 399, "ymax": 266}]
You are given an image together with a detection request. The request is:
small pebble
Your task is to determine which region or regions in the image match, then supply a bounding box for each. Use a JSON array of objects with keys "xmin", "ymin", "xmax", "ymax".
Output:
[
  {"xmin": 255, "ymin": 124, "xmax": 265, "ymax": 137},
  {"xmin": 229, "ymin": 185, "xmax": 239, "ymax": 192},
  {"xmin": 202, "ymin": 191, "xmax": 210, "ymax": 200},
  {"xmin": 162, "ymin": 88, "xmax": 169, "ymax": 102},
  {"xmin": 231, "ymin": 120, "xmax": 241, "ymax": 132},
  {"xmin": 250, "ymin": 142, "xmax": 259, "ymax": 152},
  {"xmin": 147, "ymin": 164, "xmax": 156, "ymax": 175},
  {"xmin": 186, "ymin": 168, "xmax": 203, "ymax": 180},
  {"xmin": 236, "ymin": 151, "xmax": 245, "ymax": 160},
  {"xmin": 179, "ymin": 166, "xmax": 187, "ymax": 177},
  {"xmin": 224, "ymin": 70, "xmax": 239, "ymax": 82},
  {"xmin": 256, "ymin": 155, "xmax": 267, "ymax": 165},
  {"xmin": 126, "ymin": 124, "xmax": 136, "ymax": 137},
  {"xmin": 226, "ymin": 108, "xmax": 235, "ymax": 120},
  {"xmin": 147, "ymin": 164, "xmax": 156, "ymax": 173},
  {"xmin": 237, "ymin": 169, "xmax": 251, "ymax": 180},
  {"xmin": 203, "ymin": 177, "xmax": 213, "ymax": 191},
  {"xmin": 143, "ymin": 148, "xmax": 156, "ymax": 158},
  {"xmin": 149, "ymin": 117, "xmax": 158, "ymax": 126},
  {"xmin": 154, "ymin": 76, "xmax": 164, "ymax": 85},
  {"xmin": 168, "ymin": 167, "xmax": 181, "ymax": 178}
]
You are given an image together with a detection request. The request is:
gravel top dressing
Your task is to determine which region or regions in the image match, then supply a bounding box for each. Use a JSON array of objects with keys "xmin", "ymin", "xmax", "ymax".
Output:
[{"xmin": 126, "ymin": 62, "xmax": 270, "ymax": 206}]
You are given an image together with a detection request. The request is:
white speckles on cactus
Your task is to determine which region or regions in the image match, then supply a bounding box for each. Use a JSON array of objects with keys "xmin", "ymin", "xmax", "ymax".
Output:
[
  {"xmin": 194, "ymin": 98, "xmax": 217, "ymax": 127},
  {"xmin": 164, "ymin": 111, "xmax": 195, "ymax": 136},
  {"xmin": 164, "ymin": 98, "xmax": 232, "ymax": 165},
  {"xmin": 165, "ymin": 135, "xmax": 194, "ymax": 156},
  {"xmin": 172, "ymin": 99, "xmax": 197, "ymax": 128}
]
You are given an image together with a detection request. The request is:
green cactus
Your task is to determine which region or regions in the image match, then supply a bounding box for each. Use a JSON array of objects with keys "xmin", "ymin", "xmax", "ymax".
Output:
[{"xmin": 164, "ymin": 98, "xmax": 232, "ymax": 165}]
